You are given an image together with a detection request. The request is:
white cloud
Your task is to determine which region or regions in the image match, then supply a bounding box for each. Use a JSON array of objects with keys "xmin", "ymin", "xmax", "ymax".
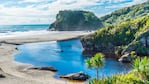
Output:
[
  {"xmin": 0, "ymin": 0, "xmax": 147, "ymax": 25},
  {"xmin": 22, "ymin": 0, "xmax": 44, "ymax": 2}
]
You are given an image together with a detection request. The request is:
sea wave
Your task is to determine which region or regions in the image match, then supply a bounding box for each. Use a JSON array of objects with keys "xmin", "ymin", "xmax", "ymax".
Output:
[{"xmin": 0, "ymin": 30, "xmax": 59, "ymax": 38}]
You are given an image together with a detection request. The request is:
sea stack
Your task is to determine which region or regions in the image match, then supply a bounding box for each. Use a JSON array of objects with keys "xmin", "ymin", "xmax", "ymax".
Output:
[{"xmin": 49, "ymin": 10, "xmax": 103, "ymax": 31}]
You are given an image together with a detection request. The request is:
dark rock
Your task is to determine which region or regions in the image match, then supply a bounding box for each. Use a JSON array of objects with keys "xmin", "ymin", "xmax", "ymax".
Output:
[
  {"xmin": 29, "ymin": 66, "xmax": 57, "ymax": 72},
  {"xmin": 82, "ymin": 50, "xmax": 96, "ymax": 56},
  {"xmin": 0, "ymin": 41, "xmax": 20, "ymax": 45},
  {"xmin": 60, "ymin": 72, "xmax": 90, "ymax": 81},
  {"xmin": 60, "ymin": 50, "xmax": 64, "ymax": 52},
  {"xmin": 0, "ymin": 68, "xmax": 5, "ymax": 78},
  {"xmin": 0, "ymin": 74, "xmax": 5, "ymax": 78},
  {"xmin": 15, "ymin": 47, "xmax": 18, "ymax": 50}
]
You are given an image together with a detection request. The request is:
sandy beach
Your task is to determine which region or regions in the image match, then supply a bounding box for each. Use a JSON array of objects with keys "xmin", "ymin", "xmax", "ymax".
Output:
[{"xmin": 0, "ymin": 31, "xmax": 91, "ymax": 84}]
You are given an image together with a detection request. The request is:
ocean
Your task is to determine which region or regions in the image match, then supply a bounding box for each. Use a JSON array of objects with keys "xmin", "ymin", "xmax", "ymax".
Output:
[
  {"xmin": 0, "ymin": 24, "xmax": 50, "ymax": 33},
  {"xmin": 0, "ymin": 24, "xmax": 58, "ymax": 38}
]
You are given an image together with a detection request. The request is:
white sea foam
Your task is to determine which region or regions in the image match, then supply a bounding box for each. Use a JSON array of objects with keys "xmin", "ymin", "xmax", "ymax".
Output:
[
  {"xmin": 0, "ymin": 30, "xmax": 59, "ymax": 38},
  {"xmin": 0, "ymin": 30, "xmax": 94, "ymax": 39}
]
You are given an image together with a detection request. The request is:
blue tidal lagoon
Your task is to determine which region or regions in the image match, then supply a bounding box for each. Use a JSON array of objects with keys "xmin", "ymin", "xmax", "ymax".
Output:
[{"xmin": 14, "ymin": 39, "xmax": 132, "ymax": 78}]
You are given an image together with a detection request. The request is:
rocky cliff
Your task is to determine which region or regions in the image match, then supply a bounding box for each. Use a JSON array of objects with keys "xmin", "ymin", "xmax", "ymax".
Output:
[
  {"xmin": 49, "ymin": 10, "xmax": 103, "ymax": 31},
  {"xmin": 81, "ymin": 14, "xmax": 149, "ymax": 59}
]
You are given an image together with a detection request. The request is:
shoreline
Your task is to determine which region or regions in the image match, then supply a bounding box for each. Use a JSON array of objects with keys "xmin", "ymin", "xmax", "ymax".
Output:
[
  {"xmin": 0, "ymin": 31, "xmax": 91, "ymax": 84},
  {"xmin": 0, "ymin": 31, "xmax": 91, "ymax": 44}
]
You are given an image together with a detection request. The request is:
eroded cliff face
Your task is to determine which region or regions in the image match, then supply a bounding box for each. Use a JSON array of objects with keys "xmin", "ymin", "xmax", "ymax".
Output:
[
  {"xmin": 81, "ymin": 33, "xmax": 115, "ymax": 57},
  {"xmin": 49, "ymin": 10, "xmax": 103, "ymax": 31}
]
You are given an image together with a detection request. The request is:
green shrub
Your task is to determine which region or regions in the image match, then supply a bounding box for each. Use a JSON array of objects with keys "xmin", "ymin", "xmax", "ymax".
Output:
[{"xmin": 88, "ymin": 57, "xmax": 149, "ymax": 84}]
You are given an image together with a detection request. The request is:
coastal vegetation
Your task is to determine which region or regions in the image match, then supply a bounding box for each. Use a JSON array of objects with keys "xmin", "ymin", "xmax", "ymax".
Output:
[
  {"xmin": 81, "ymin": 2, "xmax": 149, "ymax": 57},
  {"xmin": 85, "ymin": 53, "xmax": 105, "ymax": 79},
  {"xmin": 87, "ymin": 56, "xmax": 149, "ymax": 84}
]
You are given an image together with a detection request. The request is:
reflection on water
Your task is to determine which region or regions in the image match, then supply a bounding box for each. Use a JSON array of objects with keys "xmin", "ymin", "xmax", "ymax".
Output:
[{"xmin": 15, "ymin": 39, "xmax": 132, "ymax": 78}]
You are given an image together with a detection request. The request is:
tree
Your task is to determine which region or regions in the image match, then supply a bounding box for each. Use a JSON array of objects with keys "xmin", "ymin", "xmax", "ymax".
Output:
[
  {"xmin": 133, "ymin": 57, "xmax": 149, "ymax": 83},
  {"xmin": 85, "ymin": 53, "xmax": 105, "ymax": 79}
]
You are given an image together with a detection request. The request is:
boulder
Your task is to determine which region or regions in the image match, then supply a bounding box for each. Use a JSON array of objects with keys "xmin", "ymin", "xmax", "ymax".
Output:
[
  {"xmin": 29, "ymin": 66, "xmax": 57, "ymax": 72},
  {"xmin": 118, "ymin": 53, "xmax": 132, "ymax": 63},
  {"xmin": 0, "ymin": 74, "xmax": 5, "ymax": 78},
  {"xmin": 60, "ymin": 72, "xmax": 90, "ymax": 81}
]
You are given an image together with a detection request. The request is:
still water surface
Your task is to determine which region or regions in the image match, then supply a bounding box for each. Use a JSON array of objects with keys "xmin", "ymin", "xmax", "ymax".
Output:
[{"xmin": 15, "ymin": 39, "xmax": 132, "ymax": 78}]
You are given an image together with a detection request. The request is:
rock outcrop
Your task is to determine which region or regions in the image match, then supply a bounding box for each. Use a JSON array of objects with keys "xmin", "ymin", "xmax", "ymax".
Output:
[
  {"xmin": 49, "ymin": 10, "xmax": 103, "ymax": 31},
  {"xmin": 28, "ymin": 66, "xmax": 57, "ymax": 72},
  {"xmin": 60, "ymin": 72, "xmax": 90, "ymax": 81}
]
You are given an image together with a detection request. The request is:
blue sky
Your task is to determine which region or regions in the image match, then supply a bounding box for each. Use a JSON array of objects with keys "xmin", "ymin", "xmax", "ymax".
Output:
[{"xmin": 0, "ymin": 0, "xmax": 147, "ymax": 25}]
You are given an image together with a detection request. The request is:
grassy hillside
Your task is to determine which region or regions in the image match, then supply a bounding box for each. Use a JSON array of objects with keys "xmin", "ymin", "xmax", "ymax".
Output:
[{"xmin": 100, "ymin": 1, "xmax": 149, "ymax": 27}]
